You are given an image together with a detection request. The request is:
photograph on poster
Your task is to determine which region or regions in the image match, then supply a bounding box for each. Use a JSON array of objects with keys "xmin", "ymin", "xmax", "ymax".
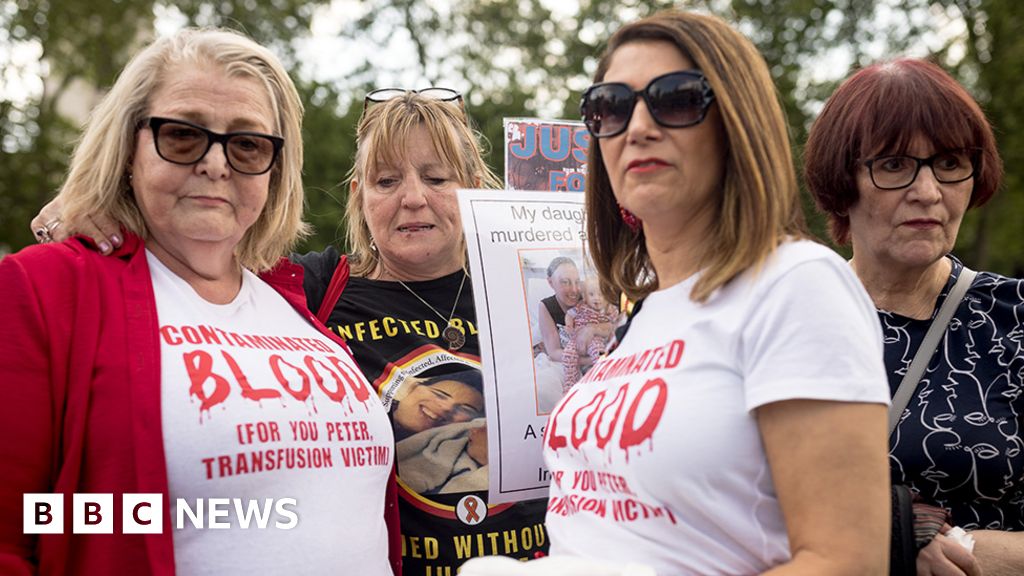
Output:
[
  {"xmin": 391, "ymin": 368, "xmax": 489, "ymax": 495},
  {"xmin": 520, "ymin": 248, "xmax": 619, "ymax": 413},
  {"xmin": 458, "ymin": 188, "xmax": 591, "ymax": 502}
]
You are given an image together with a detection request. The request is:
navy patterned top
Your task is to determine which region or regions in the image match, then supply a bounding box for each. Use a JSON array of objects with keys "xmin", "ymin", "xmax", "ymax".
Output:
[{"xmin": 884, "ymin": 256, "xmax": 1024, "ymax": 530}]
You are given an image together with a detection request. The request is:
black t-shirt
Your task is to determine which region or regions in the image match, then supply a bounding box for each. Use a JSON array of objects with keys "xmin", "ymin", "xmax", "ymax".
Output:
[
  {"xmin": 541, "ymin": 294, "xmax": 568, "ymax": 327},
  {"xmin": 295, "ymin": 247, "xmax": 549, "ymax": 574}
]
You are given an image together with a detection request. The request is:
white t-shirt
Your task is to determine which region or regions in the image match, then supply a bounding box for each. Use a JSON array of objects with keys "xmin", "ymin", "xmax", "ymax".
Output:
[
  {"xmin": 543, "ymin": 240, "xmax": 889, "ymax": 575},
  {"xmin": 150, "ymin": 251, "xmax": 394, "ymax": 576}
]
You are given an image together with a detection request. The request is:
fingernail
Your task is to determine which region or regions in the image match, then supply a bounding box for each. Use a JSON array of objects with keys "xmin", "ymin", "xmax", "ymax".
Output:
[
  {"xmin": 99, "ymin": 242, "xmax": 111, "ymax": 254},
  {"xmin": 111, "ymin": 234, "xmax": 122, "ymax": 247}
]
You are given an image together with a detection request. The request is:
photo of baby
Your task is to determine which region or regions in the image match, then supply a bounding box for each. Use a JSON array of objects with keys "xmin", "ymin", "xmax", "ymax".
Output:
[
  {"xmin": 562, "ymin": 276, "xmax": 620, "ymax": 392},
  {"xmin": 521, "ymin": 249, "xmax": 622, "ymax": 412}
]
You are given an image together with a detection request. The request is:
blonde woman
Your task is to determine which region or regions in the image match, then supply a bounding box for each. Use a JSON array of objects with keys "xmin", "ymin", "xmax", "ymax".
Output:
[
  {"xmin": 295, "ymin": 92, "xmax": 550, "ymax": 574},
  {"xmin": 3, "ymin": 28, "xmax": 398, "ymax": 575}
]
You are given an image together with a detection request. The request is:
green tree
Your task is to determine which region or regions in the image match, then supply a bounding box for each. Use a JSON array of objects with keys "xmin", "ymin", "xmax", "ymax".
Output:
[
  {"xmin": 4, "ymin": 0, "xmax": 1023, "ymax": 275},
  {"xmin": 732, "ymin": 0, "xmax": 1024, "ymax": 273},
  {"xmin": 951, "ymin": 0, "xmax": 1024, "ymax": 275}
]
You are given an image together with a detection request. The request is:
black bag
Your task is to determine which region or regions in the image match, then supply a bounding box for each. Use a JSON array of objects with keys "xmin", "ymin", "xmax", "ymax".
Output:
[{"xmin": 890, "ymin": 484, "xmax": 916, "ymax": 576}]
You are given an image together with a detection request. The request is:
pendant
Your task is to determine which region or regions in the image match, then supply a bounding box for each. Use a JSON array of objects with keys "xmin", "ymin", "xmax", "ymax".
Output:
[{"xmin": 442, "ymin": 323, "xmax": 466, "ymax": 351}]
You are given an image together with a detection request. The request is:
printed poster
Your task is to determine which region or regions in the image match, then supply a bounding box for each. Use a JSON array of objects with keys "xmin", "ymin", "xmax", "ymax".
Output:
[
  {"xmin": 458, "ymin": 189, "xmax": 619, "ymax": 504},
  {"xmin": 504, "ymin": 118, "xmax": 590, "ymax": 192}
]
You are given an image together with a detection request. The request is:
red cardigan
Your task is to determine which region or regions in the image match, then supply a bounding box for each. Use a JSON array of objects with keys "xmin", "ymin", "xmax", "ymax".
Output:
[{"xmin": 0, "ymin": 233, "xmax": 401, "ymax": 576}]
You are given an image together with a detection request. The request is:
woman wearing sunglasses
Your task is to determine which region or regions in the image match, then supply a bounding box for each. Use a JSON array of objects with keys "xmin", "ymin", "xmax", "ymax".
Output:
[
  {"xmin": 2, "ymin": 28, "xmax": 398, "ymax": 575},
  {"xmin": 540, "ymin": 10, "xmax": 891, "ymax": 574},
  {"xmin": 805, "ymin": 59, "xmax": 1022, "ymax": 576}
]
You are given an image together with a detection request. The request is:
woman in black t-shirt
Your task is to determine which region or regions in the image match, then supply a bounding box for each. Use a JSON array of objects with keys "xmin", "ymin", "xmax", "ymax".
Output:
[{"xmin": 297, "ymin": 92, "xmax": 551, "ymax": 575}]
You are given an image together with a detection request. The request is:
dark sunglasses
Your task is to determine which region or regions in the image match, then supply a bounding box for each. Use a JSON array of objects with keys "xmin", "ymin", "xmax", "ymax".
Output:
[
  {"xmin": 145, "ymin": 117, "xmax": 283, "ymax": 176},
  {"xmin": 580, "ymin": 70, "xmax": 716, "ymax": 139},
  {"xmin": 363, "ymin": 87, "xmax": 464, "ymax": 112}
]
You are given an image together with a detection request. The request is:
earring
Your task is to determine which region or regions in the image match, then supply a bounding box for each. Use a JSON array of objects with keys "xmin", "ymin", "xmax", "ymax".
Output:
[{"xmin": 618, "ymin": 204, "xmax": 641, "ymax": 233}]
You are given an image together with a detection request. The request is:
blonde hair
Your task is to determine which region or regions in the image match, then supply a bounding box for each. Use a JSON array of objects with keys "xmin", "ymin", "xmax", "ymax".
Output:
[
  {"xmin": 60, "ymin": 27, "xmax": 308, "ymax": 272},
  {"xmin": 586, "ymin": 10, "xmax": 806, "ymax": 303},
  {"xmin": 345, "ymin": 94, "xmax": 502, "ymax": 277}
]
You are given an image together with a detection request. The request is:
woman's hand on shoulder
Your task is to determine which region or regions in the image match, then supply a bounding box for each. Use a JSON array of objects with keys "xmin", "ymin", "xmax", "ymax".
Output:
[{"xmin": 30, "ymin": 196, "xmax": 122, "ymax": 254}]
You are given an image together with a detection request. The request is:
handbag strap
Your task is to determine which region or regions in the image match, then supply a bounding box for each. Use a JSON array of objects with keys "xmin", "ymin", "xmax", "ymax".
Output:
[
  {"xmin": 316, "ymin": 254, "xmax": 350, "ymax": 324},
  {"xmin": 888, "ymin": 266, "xmax": 977, "ymax": 435}
]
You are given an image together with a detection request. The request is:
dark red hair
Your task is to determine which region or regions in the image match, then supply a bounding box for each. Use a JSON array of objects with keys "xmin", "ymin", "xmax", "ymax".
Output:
[{"xmin": 803, "ymin": 58, "xmax": 1002, "ymax": 244}]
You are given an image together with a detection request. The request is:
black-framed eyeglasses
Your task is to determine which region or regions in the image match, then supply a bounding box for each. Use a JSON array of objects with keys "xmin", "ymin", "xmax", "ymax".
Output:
[
  {"xmin": 363, "ymin": 87, "xmax": 464, "ymax": 112},
  {"xmin": 863, "ymin": 149, "xmax": 978, "ymax": 190},
  {"xmin": 580, "ymin": 70, "xmax": 716, "ymax": 139},
  {"xmin": 144, "ymin": 117, "xmax": 284, "ymax": 176}
]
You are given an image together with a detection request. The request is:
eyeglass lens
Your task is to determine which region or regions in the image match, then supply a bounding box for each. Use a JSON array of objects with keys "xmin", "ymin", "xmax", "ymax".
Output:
[
  {"xmin": 581, "ymin": 71, "xmax": 713, "ymax": 138},
  {"xmin": 365, "ymin": 87, "xmax": 461, "ymax": 104},
  {"xmin": 868, "ymin": 151, "xmax": 976, "ymax": 189},
  {"xmin": 151, "ymin": 118, "xmax": 281, "ymax": 176}
]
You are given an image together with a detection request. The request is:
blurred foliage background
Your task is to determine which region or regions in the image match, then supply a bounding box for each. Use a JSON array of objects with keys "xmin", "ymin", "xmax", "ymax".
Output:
[{"xmin": 1, "ymin": 0, "xmax": 1021, "ymax": 275}]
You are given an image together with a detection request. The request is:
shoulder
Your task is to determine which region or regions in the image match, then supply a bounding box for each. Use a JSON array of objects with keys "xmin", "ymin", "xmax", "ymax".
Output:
[
  {"xmin": 1, "ymin": 236, "xmax": 148, "ymax": 317},
  {"xmin": 961, "ymin": 266, "xmax": 1024, "ymax": 328},
  {"xmin": 943, "ymin": 254, "xmax": 1024, "ymax": 308},
  {"xmin": 735, "ymin": 239, "xmax": 879, "ymax": 342},
  {"xmin": 764, "ymin": 239, "xmax": 850, "ymax": 277},
  {"xmin": 737, "ymin": 239, "xmax": 863, "ymax": 303},
  {"xmin": 290, "ymin": 246, "xmax": 345, "ymax": 306},
  {"xmin": 970, "ymin": 268, "xmax": 1024, "ymax": 298},
  {"xmin": 1, "ymin": 236, "xmax": 132, "ymax": 283},
  {"xmin": 737, "ymin": 241, "xmax": 889, "ymax": 407},
  {"xmin": 260, "ymin": 256, "xmax": 307, "ymax": 297},
  {"xmin": 290, "ymin": 245, "xmax": 342, "ymax": 282}
]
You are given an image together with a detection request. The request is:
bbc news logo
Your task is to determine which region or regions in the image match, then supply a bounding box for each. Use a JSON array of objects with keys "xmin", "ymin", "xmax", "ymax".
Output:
[{"xmin": 24, "ymin": 494, "xmax": 298, "ymax": 534}]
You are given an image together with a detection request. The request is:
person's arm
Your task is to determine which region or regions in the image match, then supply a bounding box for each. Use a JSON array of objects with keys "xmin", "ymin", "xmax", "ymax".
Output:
[
  {"xmin": 573, "ymin": 322, "xmax": 614, "ymax": 368},
  {"xmin": 0, "ymin": 256, "xmax": 57, "ymax": 574},
  {"xmin": 578, "ymin": 321, "xmax": 614, "ymax": 345},
  {"xmin": 30, "ymin": 196, "xmax": 122, "ymax": 253},
  {"xmin": 740, "ymin": 253, "xmax": 894, "ymax": 575},
  {"xmin": 538, "ymin": 300, "xmax": 565, "ymax": 362},
  {"xmin": 758, "ymin": 400, "xmax": 890, "ymax": 575},
  {"xmin": 969, "ymin": 529, "xmax": 1024, "ymax": 575}
]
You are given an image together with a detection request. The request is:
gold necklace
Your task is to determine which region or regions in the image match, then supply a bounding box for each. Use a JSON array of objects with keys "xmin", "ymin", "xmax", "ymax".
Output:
[{"xmin": 395, "ymin": 271, "xmax": 468, "ymax": 351}]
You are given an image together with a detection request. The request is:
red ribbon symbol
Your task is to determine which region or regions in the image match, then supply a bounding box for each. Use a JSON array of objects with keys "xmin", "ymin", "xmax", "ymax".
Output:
[{"xmin": 463, "ymin": 497, "xmax": 481, "ymax": 522}]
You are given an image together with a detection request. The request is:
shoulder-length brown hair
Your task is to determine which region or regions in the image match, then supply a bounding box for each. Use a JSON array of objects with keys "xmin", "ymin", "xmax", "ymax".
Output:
[
  {"xmin": 345, "ymin": 94, "xmax": 502, "ymax": 277},
  {"xmin": 586, "ymin": 10, "xmax": 805, "ymax": 304},
  {"xmin": 60, "ymin": 27, "xmax": 308, "ymax": 272},
  {"xmin": 803, "ymin": 57, "xmax": 1003, "ymax": 245}
]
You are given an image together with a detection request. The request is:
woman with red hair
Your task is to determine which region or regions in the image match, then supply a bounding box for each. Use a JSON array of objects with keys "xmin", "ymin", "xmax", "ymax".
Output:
[{"xmin": 805, "ymin": 58, "xmax": 1023, "ymax": 575}]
